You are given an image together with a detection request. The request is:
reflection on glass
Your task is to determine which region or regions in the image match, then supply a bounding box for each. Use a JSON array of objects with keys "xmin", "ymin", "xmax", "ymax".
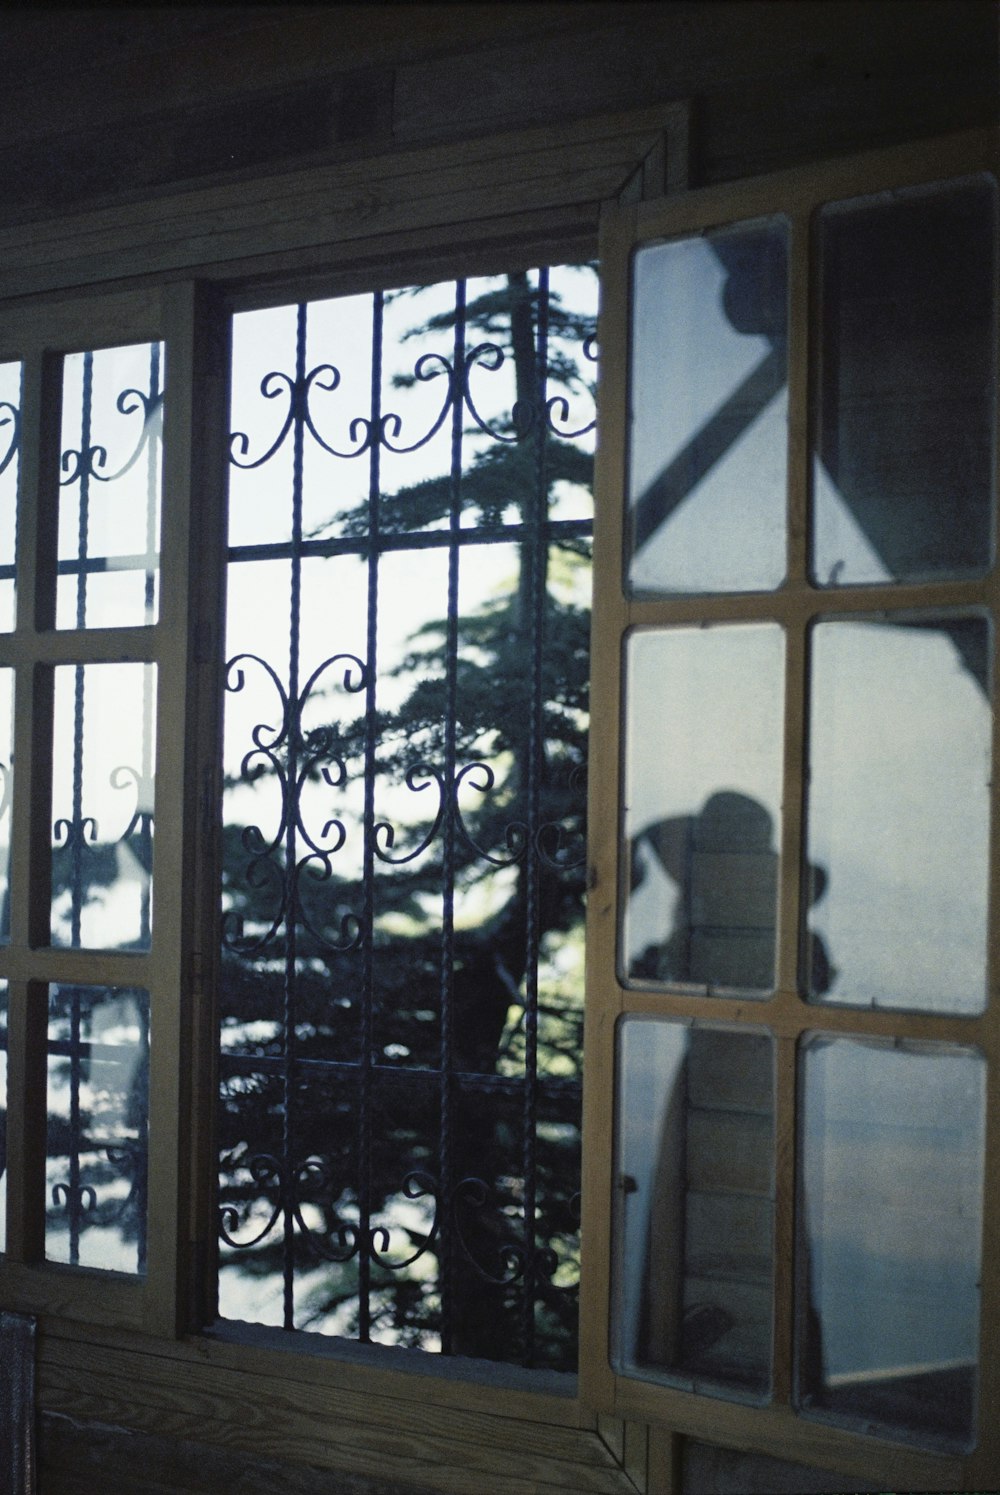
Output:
[
  {"xmin": 51, "ymin": 663, "xmax": 156, "ymax": 950},
  {"xmin": 0, "ymin": 361, "xmax": 20, "ymax": 633},
  {"xmin": 613, "ymin": 1019, "xmax": 774, "ymax": 1399},
  {"xmin": 813, "ymin": 176, "xmax": 997, "ymax": 587},
  {"xmin": 57, "ymin": 342, "xmax": 163, "ymax": 629},
  {"xmin": 797, "ymin": 1036, "xmax": 984, "ymax": 1450},
  {"xmin": 623, "ymin": 625, "xmax": 784, "ymax": 992},
  {"xmin": 46, "ymin": 984, "xmax": 149, "ymax": 1274},
  {"xmin": 806, "ymin": 616, "xmax": 990, "ymax": 1012},
  {"xmin": 627, "ymin": 219, "xmax": 788, "ymax": 595}
]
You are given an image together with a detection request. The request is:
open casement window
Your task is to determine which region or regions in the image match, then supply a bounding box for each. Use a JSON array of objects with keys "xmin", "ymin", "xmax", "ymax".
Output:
[{"xmin": 582, "ymin": 127, "xmax": 1000, "ymax": 1490}]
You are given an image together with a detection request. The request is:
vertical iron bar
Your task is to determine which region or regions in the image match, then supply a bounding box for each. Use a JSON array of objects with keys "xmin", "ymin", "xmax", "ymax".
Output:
[
  {"xmin": 520, "ymin": 267, "xmax": 549, "ymax": 1365},
  {"xmin": 139, "ymin": 343, "xmax": 159, "ymax": 945},
  {"xmin": 136, "ymin": 341, "xmax": 159, "ymax": 1274},
  {"xmin": 143, "ymin": 342, "xmax": 161, "ymax": 626},
  {"xmin": 67, "ymin": 350, "xmax": 94, "ymax": 1265},
  {"xmin": 438, "ymin": 280, "xmax": 466, "ymax": 1357},
  {"xmin": 136, "ymin": 993, "xmax": 149, "ymax": 1275},
  {"xmin": 281, "ymin": 304, "xmax": 308, "ymax": 1329},
  {"xmin": 358, "ymin": 292, "xmax": 384, "ymax": 1343}
]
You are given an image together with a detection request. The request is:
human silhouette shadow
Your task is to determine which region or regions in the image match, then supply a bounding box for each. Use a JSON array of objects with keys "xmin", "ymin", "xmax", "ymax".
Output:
[{"xmin": 628, "ymin": 789, "xmax": 834, "ymax": 996}]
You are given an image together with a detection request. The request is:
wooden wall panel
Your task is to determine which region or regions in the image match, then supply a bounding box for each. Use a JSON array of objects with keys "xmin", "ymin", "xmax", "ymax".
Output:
[{"xmin": 0, "ymin": 3, "xmax": 994, "ymax": 225}]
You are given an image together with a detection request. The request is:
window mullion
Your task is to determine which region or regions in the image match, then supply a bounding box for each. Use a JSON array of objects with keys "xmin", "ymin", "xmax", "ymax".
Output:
[
  {"xmin": 143, "ymin": 281, "xmax": 229, "ymax": 1337},
  {"xmin": 4, "ymin": 349, "xmax": 61, "ymax": 1263},
  {"xmin": 770, "ymin": 210, "xmax": 812, "ymax": 1406},
  {"xmin": 969, "ymin": 553, "xmax": 1000, "ymax": 1481},
  {"xmin": 578, "ymin": 198, "xmax": 636, "ymax": 1413}
]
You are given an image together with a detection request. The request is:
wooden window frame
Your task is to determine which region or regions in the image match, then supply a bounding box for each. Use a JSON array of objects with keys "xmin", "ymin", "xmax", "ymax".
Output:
[
  {"xmin": 582, "ymin": 123, "xmax": 999, "ymax": 1494},
  {"xmin": 0, "ymin": 107, "xmax": 993, "ymax": 1494}
]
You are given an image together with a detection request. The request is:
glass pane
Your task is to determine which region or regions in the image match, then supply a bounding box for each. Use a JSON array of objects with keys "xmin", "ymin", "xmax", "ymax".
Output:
[
  {"xmin": 613, "ymin": 1019, "xmax": 774, "ymax": 1400},
  {"xmin": 51, "ymin": 662, "xmax": 156, "ymax": 950},
  {"xmin": 622, "ymin": 624, "xmax": 784, "ymax": 992},
  {"xmin": 57, "ymin": 342, "xmax": 164, "ymax": 629},
  {"xmin": 627, "ymin": 219, "xmax": 788, "ymax": 595},
  {"xmin": 797, "ymin": 1036, "xmax": 985, "ymax": 1451},
  {"xmin": 46, "ymin": 984, "xmax": 149, "ymax": 1274},
  {"xmin": 0, "ymin": 361, "xmax": 20, "ymax": 633},
  {"xmin": 0, "ymin": 668, "xmax": 12, "ymax": 945},
  {"xmin": 813, "ymin": 176, "xmax": 997, "ymax": 586},
  {"xmin": 0, "ymin": 981, "xmax": 7, "ymax": 1253},
  {"xmin": 219, "ymin": 267, "xmax": 593, "ymax": 1366},
  {"xmin": 805, "ymin": 616, "xmax": 990, "ymax": 1012}
]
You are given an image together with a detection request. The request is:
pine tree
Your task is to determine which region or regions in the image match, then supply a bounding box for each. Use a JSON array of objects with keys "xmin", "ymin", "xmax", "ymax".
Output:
[{"xmin": 217, "ymin": 267, "xmax": 596, "ymax": 1367}]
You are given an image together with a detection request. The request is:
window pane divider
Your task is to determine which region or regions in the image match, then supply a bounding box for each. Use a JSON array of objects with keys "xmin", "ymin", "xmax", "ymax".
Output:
[
  {"xmin": 769, "ymin": 210, "xmax": 810, "ymax": 1407},
  {"xmin": 970, "ymin": 535, "xmax": 1000, "ymax": 1483},
  {"xmin": 4, "ymin": 350, "xmax": 62, "ymax": 1265},
  {"xmin": 0, "ymin": 627, "xmax": 160, "ymax": 669},
  {"xmin": 616, "ymin": 984, "xmax": 992, "ymax": 1043},
  {"xmin": 135, "ymin": 281, "xmax": 229, "ymax": 1340},
  {"xmin": 578, "ymin": 198, "xmax": 635, "ymax": 1417},
  {"xmin": 625, "ymin": 576, "xmax": 992, "ymax": 630},
  {"xmin": 0, "ymin": 950, "xmax": 152, "ymax": 985}
]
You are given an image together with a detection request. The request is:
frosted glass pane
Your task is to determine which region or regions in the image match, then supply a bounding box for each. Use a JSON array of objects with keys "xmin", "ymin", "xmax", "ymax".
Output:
[
  {"xmin": 51, "ymin": 663, "xmax": 156, "ymax": 950},
  {"xmin": 628, "ymin": 219, "xmax": 787, "ymax": 595},
  {"xmin": 46, "ymin": 984, "xmax": 149, "ymax": 1274},
  {"xmin": 623, "ymin": 625, "xmax": 784, "ymax": 993},
  {"xmin": 57, "ymin": 342, "xmax": 163, "ymax": 629},
  {"xmin": 805, "ymin": 616, "xmax": 989, "ymax": 1012},
  {"xmin": 614, "ymin": 1018, "xmax": 774, "ymax": 1399},
  {"xmin": 812, "ymin": 176, "xmax": 996, "ymax": 587},
  {"xmin": 798, "ymin": 1036, "xmax": 984, "ymax": 1451}
]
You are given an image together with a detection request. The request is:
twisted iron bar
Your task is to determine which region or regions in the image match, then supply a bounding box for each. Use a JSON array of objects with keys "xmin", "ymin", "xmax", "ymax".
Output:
[
  {"xmin": 52, "ymin": 1181, "xmax": 97, "ymax": 1215},
  {"xmin": 222, "ymin": 650, "xmax": 367, "ymax": 956},
  {"xmin": 452, "ymin": 758, "xmax": 586, "ymax": 871},
  {"xmin": 219, "ymin": 1155, "xmax": 578, "ymax": 1287},
  {"xmin": 545, "ymin": 335, "xmax": 597, "ymax": 439},
  {"xmin": 60, "ymin": 386, "xmax": 163, "ymax": 487},
  {"xmin": 228, "ymin": 335, "xmax": 594, "ymax": 475},
  {"xmin": 218, "ymin": 279, "xmax": 592, "ymax": 1357},
  {"xmin": 373, "ymin": 763, "xmax": 445, "ymax": 865},
  {"xmin": 50, "ymin": 1144, "xmax": 145, "ymax": 1234},
  {"xmin": 221, "ymin": 1154, "xmax": 439, "ymax": 1269},
  {"xmin": 0, "ymin": 399, "xmax": 19, "ymax": 477},
  {"xmin": 52, "ymin": 815, "xmax": 98, "ymax": 849}
]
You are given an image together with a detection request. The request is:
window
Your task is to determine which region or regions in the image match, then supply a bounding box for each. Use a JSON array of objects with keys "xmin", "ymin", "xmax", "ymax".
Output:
[
  {"xmin": 216, "ymin": 269, "xmax": 596, "ymax": 1366},
  {"xmin": 581, "ymin": 131, "xmax": 1000, "ymax": 1488},
  {"xmin": 0, "ymin": 112, "xmax": 996, "ymax": 1494}
]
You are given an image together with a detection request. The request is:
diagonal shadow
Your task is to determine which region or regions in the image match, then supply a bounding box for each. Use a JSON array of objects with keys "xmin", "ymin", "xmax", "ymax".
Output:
[{"xmin": 629, "ymin": 342, "xmax": 785, "ymax": 556}]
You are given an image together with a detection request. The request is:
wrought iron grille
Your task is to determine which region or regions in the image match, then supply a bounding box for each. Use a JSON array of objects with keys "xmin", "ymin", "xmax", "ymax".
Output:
[
  {"xmin": 49, "ymin": 344, "xmax": 159, "ymax": 1272},
  {"xmin": 217, "ymin": 267, "xmax": 596, "ymax": 1367},
  {"xmin": 0, "ymin": 345, "xmax": 160, "ymax": 1273}
]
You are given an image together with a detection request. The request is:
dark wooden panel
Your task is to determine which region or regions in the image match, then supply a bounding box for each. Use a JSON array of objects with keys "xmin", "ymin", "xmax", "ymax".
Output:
[
  {"xmin": 682, "ymin": 1437, "xmax": 884, "ymax": 1494},
  {"xmin": 39, "ymin": 1410, "xmax": 440, "ymax": 1495},
  {"xmin": 0, "ymin": 3, "xmax": 993, "ymax": 225},
  {"xmin": 392, "ymin": 1, "xmax": 998, "ymax": 174}
]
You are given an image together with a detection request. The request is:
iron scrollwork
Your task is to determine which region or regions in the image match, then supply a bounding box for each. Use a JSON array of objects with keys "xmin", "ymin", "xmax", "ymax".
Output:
[{"xmin": 218, "ymin": 271, "xmax": 594, "ymax": 1364}]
